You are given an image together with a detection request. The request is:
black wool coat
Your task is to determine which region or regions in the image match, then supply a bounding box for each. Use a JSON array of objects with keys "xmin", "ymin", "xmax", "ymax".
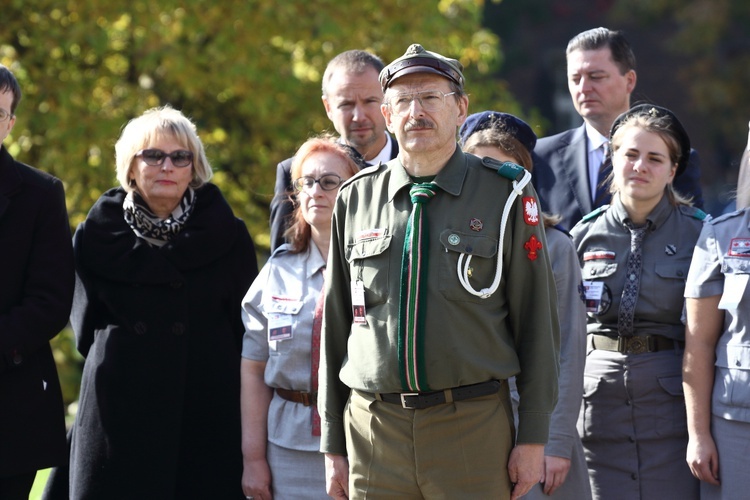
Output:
[
  {"xmin": 0, "ymin": 146, "xmax": 74, "ymax": 478},
  {"xmin": 64, "ymin": 184, "xmax": 257, "ymax": 499}
]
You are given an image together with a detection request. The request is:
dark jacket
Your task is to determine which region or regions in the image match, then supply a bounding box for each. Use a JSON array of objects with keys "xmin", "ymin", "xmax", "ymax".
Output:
[
  {"xmin": 63, "ymin": 184, "xmax": 257, "ymax": 499},
  {"xmin": 0, "ymin": 145, "xmax": 74, "ymax": 477},
  {"xmin": 533, "ymin": 124, "xmax": 704, "ymax": 231}
]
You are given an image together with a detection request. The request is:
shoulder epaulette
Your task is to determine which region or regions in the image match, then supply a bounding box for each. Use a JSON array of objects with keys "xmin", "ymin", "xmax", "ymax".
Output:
[
  {"xmin": 678, "ymin": 204, "xmax": 709, "ymax": 221},
  {"xmin": 581, "ymin": 205, "xmax": 610, "ymax": 222},
  {"xmin": 481, "ymin": 157, "xmax": 525, "ymax": 181},
  {"xmin": 339, "ymin": 162, "xmax": 384, "ymax": 189},
  {"xmin": 706, "ymin": 207, "xmax": 748, "ymax": 225}
]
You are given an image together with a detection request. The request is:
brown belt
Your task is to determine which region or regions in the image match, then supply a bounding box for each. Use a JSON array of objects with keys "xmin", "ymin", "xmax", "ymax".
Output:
[
  {"xmin": 275, "ymin": 388, "xmax": 316, "ymax": 406},
  {"xmin": 590, "ymin": 334, "xmax": 684, "ymax": 355},
  {"xmin": 368, "ymin": 380, "xmax": 503, "ymax": 410}
]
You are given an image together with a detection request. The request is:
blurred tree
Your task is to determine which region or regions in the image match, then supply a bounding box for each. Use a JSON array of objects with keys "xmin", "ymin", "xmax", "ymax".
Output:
[{"xmin": 1, "ymin": 0, "xmax": 517, "ymax": 407}]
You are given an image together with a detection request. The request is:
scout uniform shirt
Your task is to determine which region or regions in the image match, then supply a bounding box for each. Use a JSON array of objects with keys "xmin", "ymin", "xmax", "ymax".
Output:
[
  {"xmin": 572, "ymin": 194, "xmax": 706, "ymax": 341},
  {"xmin": 319, "ymin": 147, "xmax": 560, "ymax": 455},
  {"xmin": 685, "ymin": 207, "xmax": 750, "ymax": 422}
]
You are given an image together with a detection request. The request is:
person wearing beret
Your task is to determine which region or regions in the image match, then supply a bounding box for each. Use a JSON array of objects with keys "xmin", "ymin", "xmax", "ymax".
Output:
[
  {"xmin": 47, "ymin": 106, "xmax": 258, "ymax": 498},
  {"xmin": 683, "ymin": 175, "xmax": 750, "ymax": 499},
  {"xmin": 461, "ymin": 111, "xmax": 592, "ymax": 500},
  {"xmin": 319, "ymin": 44, "xmax": 559, "ymax": 499},
  {"xmin": 269, "ymin": 50, "xmax": 398, "ymax": 252},
  {"xmin": 533, "ymin": 27, "xmax": 704, "ymax": 231},
  {"xmin": 0, "ymin": 64, "xmax": 74, "ymax": 500},
  {"xmin": 570, "ymin": 104, "xmax": 704, "ymax": 499}
]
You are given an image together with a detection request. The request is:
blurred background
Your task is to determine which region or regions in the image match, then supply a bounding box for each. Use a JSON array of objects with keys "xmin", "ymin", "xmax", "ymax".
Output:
[{"xmin": 3, "ymin": 0, "xmax": 748, "ymax": 450}]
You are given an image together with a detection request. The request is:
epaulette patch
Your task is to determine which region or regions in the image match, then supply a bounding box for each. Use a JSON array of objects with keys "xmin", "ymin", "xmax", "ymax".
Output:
[
  {"xmin": 581, "ymin": 205, "xmax": 610, "ymax": 222},
  {"xmin": 481, "ymin": 157, "xmax": 525, "ymax": 181},
  {"xmin": 678, "ymin": 205, "xmax": 709, "ymax": 221}
]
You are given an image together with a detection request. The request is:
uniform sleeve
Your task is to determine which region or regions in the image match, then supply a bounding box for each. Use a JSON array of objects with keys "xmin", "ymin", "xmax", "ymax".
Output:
[
  {"xmin": 508, "ymin": 184, "xmax": 560, "ymax": 444},
  {"xmin": 0, "ymin": 178, "xmax": 75, "ymax": 371},
  {"xmin": 318, "ymin": 194, "xmax": 354, "ymax": 455},
  {"xmin": 685, "ymin": 222, "xmax": 724, "ymax": 298},
  {"xmin": 545, "ymin": 230, "xmax": 586, "ymax": 458},
  {"xmin": 71, "ymin": 226, "xmax": 102, "ymax": 358},
  {"xmin": 241, "ymin": 261, "xmax": 272, "ymax": 361}
]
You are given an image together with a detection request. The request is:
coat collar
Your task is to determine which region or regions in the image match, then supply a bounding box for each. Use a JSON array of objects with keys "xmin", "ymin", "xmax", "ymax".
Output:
[{"xmin": 386, "ymin": 145, "xmax": 467, "ymax": 202}]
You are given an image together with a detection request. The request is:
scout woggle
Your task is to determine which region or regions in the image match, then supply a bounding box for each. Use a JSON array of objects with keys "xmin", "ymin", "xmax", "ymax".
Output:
[{"xmin": 457, "ymin": 161, "xmax": 532, "ymax": 299}]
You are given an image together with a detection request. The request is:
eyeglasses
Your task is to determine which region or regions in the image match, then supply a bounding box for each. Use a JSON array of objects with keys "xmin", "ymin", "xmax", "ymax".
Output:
[
  {"xmin": 136, "ymin": 149, "xmax": 194, "ymax": 168},
  {"xmin": 387, "ymin": 90, "xmax": 457, "ymax": 117},
  {"xmin": 293, "ymin": 174, "xmax": 344, "ymax": 192},
  {"xmin": 0, "ymin": 109, "xmax": 13, "ymax": 123}
]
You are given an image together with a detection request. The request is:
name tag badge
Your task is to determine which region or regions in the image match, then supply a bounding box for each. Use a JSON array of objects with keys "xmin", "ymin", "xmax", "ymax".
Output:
[
  {"xmin": 719, "ymin": 273, "xmax": 749, "ymax": 310},
  {"xmin": 268, "ymin": 313, "xmax": 293, "ymax": 341},
  {"xmin": 583, "ymin": 280, "xmax": 605, "ymax": 314},
  {"xmin": 351, "ymin": 280, "xmax": 367, "ymax": 325}
]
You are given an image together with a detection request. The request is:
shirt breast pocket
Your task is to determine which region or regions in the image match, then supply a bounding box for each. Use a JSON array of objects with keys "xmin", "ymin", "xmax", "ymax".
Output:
[
  {"xmin": 438, "ymin": 229, "xmax": 499, "ymax": 303},
  {"xmin": 346, "ymin": 235, "xmax": 392, "ymax": 306},
  {"xmin": 262, "ymin": 297, "xmax": 303, "ymax": 355},
  {"xmin": 581, "ymin": 261, "xmax": 618, "ymax": 280}
]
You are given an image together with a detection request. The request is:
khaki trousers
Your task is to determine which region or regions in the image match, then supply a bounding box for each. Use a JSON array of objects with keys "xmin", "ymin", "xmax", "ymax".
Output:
[{"xmin": 345, "ymin": 383, "xmax": 514, "ymax": 499}]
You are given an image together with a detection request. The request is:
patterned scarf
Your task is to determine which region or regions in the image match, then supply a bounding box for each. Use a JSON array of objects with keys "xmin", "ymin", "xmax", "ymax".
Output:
[{"xmin": 123, "ymin": 188, "xmax": 196, "ymax": 247}]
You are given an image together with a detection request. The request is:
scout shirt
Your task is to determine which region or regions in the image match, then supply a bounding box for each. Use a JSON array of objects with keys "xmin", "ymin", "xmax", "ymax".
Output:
[
  {"xmin": 571, "ymin": 193, "xmax": 706, "ymax": 340},
  {"xmin": 685, "ymin": 207, "xmax": 750, "ymax": 422},
  {"xmin": 319, "ymin": 147, "xmax": 560, "ymax": 456}
]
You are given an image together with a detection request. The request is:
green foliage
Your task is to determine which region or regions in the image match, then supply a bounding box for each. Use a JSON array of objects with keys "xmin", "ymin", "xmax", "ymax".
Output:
[{"xmin": 1, "ymin": 0, "xmax": 515, "ymax": 408}]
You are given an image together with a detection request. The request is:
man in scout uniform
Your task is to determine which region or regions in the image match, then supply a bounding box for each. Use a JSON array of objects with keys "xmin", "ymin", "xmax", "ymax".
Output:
[{"xmin": 318, "ymin": 44, "xmax": 560, "ymax": 499}]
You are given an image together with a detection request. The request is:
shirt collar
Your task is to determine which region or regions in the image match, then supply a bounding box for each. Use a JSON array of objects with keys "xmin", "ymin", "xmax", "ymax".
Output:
[
  {"xmin": 368, "ymin": 133, "xmax": 394, "ymax": 166},
  {"xmin": 386, "ymin": 145, "xmax": 467, "ymax": 202},
  {"xmin": 610, "ymin": 192, "xmax": 673, "ymax": 231},
  {"xmin": 585, "ymin": 122, "xmax": 609, "ymax": 153},
  {"xmin": 306, "ymin": 241, "xmax": 327, "ymax": 279}
]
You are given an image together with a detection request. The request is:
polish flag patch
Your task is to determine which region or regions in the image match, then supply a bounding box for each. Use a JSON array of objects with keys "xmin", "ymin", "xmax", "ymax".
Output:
[
  {"xmin": 583, "ymin": 250, "xmax": 616, "ymax": 261},
  {"xmin": 523, "ymin": 197, "xmax": 539, "ymax": 226}
]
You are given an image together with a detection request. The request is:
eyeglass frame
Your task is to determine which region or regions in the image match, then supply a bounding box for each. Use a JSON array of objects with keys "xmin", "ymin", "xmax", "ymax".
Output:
[
  {"xmin": 293, "ymin": 174, "xmax": 344, "ymax": 192},
  {"xmin": 0, "ymin": 108, "xmax": 14, "ymax": 123},
  {"xmin": 386, "ymin": 90, "xmax": 458, "ymax": 117},
  {"xmin": 135, "ymin": 148, "xmax": 194, "ymax": 168}
]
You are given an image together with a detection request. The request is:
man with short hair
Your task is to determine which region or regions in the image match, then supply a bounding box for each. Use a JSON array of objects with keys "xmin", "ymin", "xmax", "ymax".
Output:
[
  {"xmin": 269, "ymin": 50, "xmax": 398, "ymax": 251},
  {"xmin": 319, "ymin": 44, "xmax": 559, "ymax": 499},
  {"xmin": 0, "ymin": 64, "xmax": 74, "ymax": 499},
  {"xmin": 533, "ymin": 27, "xmax": 704, "ymax": 230}
]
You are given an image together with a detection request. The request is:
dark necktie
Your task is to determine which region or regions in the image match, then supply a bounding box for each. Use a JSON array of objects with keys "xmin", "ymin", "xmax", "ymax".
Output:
[
  {"xmin": 398, "ymin": 183, "xmax": 439, "ymax": 392},
  {"xmin": 594, "ymin": 142, "xmax": 613, "ymax": 208},
  {"xmin": 618, "ymin": 222, "xmax": 650, "ymax": 336},
  {"xmin": 310, "ymin": 272, "xmax": 324, "ymax": 436}
]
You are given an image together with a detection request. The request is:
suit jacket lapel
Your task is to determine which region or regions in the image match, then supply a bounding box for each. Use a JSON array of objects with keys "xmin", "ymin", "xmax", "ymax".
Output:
[{"xmin": 560, "ymin": 125, "xmax": 593, "ymax": 217}]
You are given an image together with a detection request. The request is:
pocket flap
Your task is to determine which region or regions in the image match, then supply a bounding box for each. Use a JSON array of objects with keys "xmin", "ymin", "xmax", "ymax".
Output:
[
  {"xmin": 346, "ymin": 235, "xmax": 392, "ymax": 262},
  {"xmin": 263, "ymin": 296, "xmax": 304, "ymax": 315},
  {"xmin": 723, "ymin": 257, "xmax": 750, "ymax": 274},
  {"xmin": 655, "ymin": 262, "xmax": 689, "ymax": 280},
  {"xmin": 582, "ymin": 261, "xmax": 618, "ymax": 279},
  {"xmin": 439, "ymin": 230, "xmax": 498, "ymax": 258}
]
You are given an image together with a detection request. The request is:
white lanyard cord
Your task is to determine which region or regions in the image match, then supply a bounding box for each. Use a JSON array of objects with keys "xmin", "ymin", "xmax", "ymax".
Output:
[{"xmin": 457, "ymin": 169, "xmax": 532, "ymax": 298}]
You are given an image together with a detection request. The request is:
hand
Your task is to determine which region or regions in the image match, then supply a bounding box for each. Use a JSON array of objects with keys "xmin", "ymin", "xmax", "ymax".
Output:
[
  {"xmin": 540, "ymin": 455, "xmax": 571, "ymax": 495},
  {"xmin": 508, "ymin": 443, "xmax": 544, "ymax": 499},
  {"xmin": 687, "ymin": 433, "xmax": 720, "ymax": 486},
  {"xmin": 241, "ymin": 458, "xmax": 273, "ymax": 500},
  {"xmin": 325, "ymin": 453, "xmax": 349, "ymax": 499}
]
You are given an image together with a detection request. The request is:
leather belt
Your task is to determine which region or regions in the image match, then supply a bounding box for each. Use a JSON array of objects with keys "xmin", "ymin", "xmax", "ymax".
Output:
[
  {"xmin": 275, "ymin": 388, "xmax": 316, "ymax": 406},
  {"xmin": 370, "ymin": 380, "xmax": 503, "ymax": 410},
  {"xmin": 590, "ymin": 334, "xmax": 684, "ymax": 355}
]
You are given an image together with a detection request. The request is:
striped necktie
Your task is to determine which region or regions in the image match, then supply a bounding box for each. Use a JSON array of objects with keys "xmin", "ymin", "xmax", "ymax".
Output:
[
  {"xmin": 594, "ymin": 142, "xmax": 613, "ymax": 208},
  {"xmin": 618, "ymin": 221, "xmax": 650, "ymax": 336},
  {"xmin": 398, "ymin": 183, "xmax": 439, "ymax": 391}
]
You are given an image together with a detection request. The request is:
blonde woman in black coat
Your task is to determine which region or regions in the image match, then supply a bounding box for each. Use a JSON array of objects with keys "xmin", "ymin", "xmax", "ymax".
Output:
[{"xmin": 48, "ymin": 106, "xmax": 258, "ymax": 499}]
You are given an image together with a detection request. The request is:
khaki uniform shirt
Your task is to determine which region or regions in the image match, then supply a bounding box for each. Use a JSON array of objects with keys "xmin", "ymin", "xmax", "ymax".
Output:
[{"xmin": 319, "ymin": 147, "xmax": 560, "ymax": 455}]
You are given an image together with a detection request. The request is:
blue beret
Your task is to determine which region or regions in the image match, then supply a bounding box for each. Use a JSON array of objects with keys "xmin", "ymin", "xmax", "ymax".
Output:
[
  {"xmin": 610, "ymin": 104, "xmax": 691, "ymax": 176},
  {"xmin": 459, "ymin": 111, "xmax": 537, "ymax": 154}
]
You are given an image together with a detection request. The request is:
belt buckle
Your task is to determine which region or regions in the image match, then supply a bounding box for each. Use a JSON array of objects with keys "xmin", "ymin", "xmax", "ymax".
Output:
[
  {"xmin": 400, "ymin": 392, "xmax": 419, "ymax": 409},
  {"xmin": 619, "ymin": 336, "xmax": 648, "ymax": 354}
]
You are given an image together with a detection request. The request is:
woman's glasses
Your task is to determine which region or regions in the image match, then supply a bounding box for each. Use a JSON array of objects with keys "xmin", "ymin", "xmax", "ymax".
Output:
[
  {"xmin": 293, "ymin": 174, "xmax": 344, "ymax": 192},
  {"xmin": 136, "ymin": 149, "xmax": 194, "ymax": 168}
]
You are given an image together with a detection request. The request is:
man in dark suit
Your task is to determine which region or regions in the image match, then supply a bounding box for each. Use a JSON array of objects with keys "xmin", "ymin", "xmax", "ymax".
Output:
[
  {"xmin": 0, "ymin": 65, "xmax": 74, "ymax": 499},
  {"xmin": 269, "ymin": 50, "xmax": 399, "ymax": 251},
  {"xmin": 533, "ymin": 27, "xmax": 704, "ymax": 231}
]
